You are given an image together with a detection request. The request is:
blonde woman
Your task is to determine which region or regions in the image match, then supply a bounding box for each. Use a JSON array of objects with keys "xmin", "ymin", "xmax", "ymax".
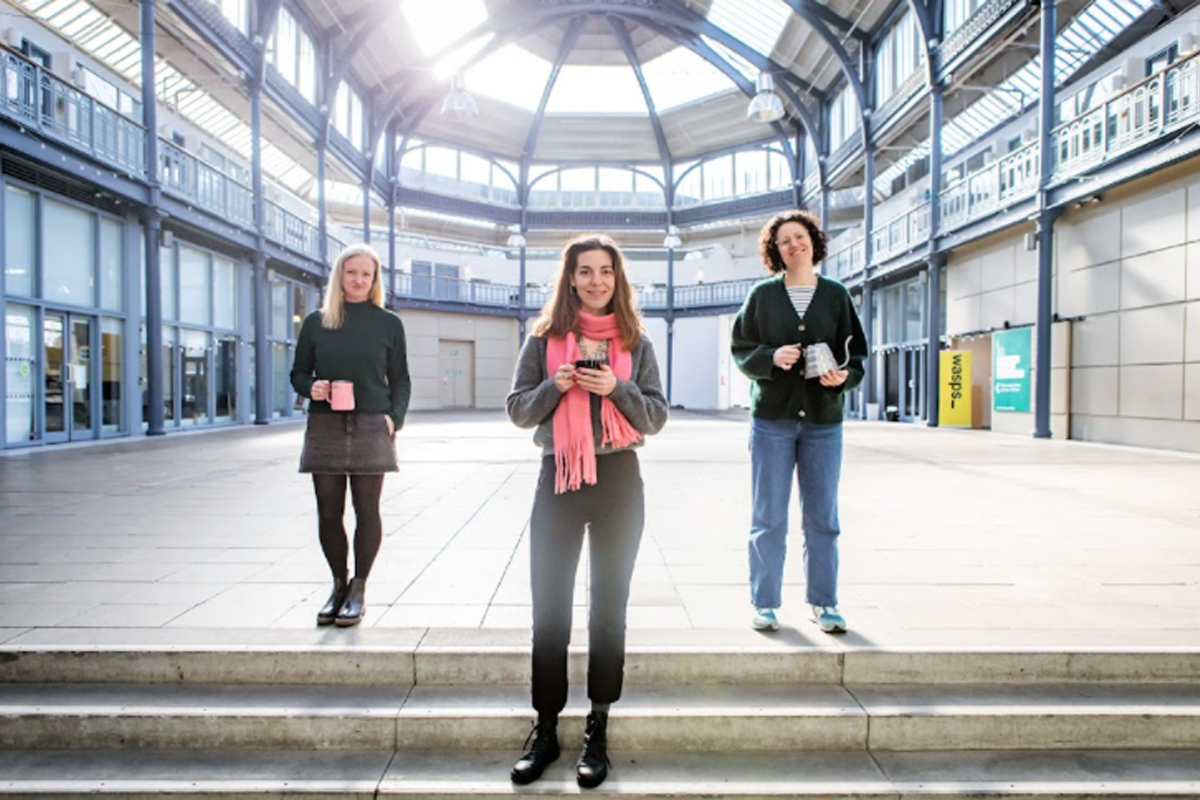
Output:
[{"xmin": 290, "ymin": 243, "xmax": 411, "ymax": 627}]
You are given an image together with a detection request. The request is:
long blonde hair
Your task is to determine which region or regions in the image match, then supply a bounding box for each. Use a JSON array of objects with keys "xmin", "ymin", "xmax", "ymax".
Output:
[
  {"xmin": 321, "ymin": 243, "xmax": 385, "ymax": 329},
  {"xmin": 531, "ymin": 233, "xmax": 642, "ymax": 349}
]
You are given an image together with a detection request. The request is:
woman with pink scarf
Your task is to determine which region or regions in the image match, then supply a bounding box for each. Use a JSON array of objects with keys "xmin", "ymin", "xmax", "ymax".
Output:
[{"xmin": 506, "ymin": 233, "xmax": 668, "ymax": 789}]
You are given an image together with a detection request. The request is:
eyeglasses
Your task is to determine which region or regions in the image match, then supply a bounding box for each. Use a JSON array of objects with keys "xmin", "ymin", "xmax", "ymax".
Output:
[{"xmin": 775, "ymin": 235, "xmax": 808, "ymax": 248}]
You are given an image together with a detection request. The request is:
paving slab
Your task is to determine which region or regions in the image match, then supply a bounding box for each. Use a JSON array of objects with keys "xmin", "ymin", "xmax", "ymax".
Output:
[{"xmin": 2, "ymin": 410, "xmax": 1199, "ymax": 652}]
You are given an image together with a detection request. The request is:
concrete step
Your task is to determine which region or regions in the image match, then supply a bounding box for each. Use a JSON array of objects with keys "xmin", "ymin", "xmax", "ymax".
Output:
[
  {"xmin": 2, "ymin": 748, "xmax": 1200, "ymax": 797},
  {"xmin": 3, "ymin": 630, "xmax": 1200, "ymax": 685},
  {"xmin": 2, "ymin": 682, "xmax": 1199, "ymax": 752}
]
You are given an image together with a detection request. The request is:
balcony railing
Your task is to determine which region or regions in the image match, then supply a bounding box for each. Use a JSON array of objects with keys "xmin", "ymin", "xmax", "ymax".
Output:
[
  {"xmin": 1, "ymin": 50, "xmax": 145, "ymax": 177},
  {"xmin": 873, "ymin": 201, "xmax": 930, "ymax": 262},
  {"xmin": 939, "ymin": 140, "xmax": 1039, "ymax": 231},
  {"xmin": 826, "ymin": 238, "xmax": 866, "ymax": 281},
  {"xmin": 159, "ymin": 140, "xmax": 253, "ymax": 227},
  {"xmin": 264, "ymin": 200, "xmax": 324, "ymax": 261},
  {"xmin": 390, "ymin": 273, "xmax": 759, "ymax": 313},
  {"xmin": 1053, "ymin": 50, "xmax": 1200, "ymax": 174}
]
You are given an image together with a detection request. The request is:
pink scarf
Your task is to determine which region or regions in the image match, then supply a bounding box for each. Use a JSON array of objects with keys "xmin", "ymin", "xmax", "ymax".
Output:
[{"xmin": 545, "ymin": 313, "xmax": 642, "ymax": 494}]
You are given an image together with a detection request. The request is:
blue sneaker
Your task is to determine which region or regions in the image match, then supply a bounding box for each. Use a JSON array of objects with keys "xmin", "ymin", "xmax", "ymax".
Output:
[
  {"xmin": 811, "ymin": 605, "xmax": 847, "ymax": 633},
  {"xmin": 751, "ymin": 608, "xmax": 780, "ymax": 631}
]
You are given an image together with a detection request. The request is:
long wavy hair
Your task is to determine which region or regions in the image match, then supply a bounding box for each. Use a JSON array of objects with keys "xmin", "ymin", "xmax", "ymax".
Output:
[
  {"xmin": 321, "ymin": 243, "xmax": 385, "ymax": 329},
  {"xmin": 759, "ymin": 209, "xmax": 828, "ymax": 273},
  {"xmin": 531, "ymin": 233, "xmax": 642, "ymax": 350}
]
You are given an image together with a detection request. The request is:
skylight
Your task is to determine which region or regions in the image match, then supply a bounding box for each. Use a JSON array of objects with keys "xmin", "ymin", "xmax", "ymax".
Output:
[
  {"xmin": 544, "ymin": 65, "xmax": 648, "ymax": 114},
  {"xmin": 463, "ymin": 44, "xmax": 553, "ymax": 112},
  {"xmin": 642, "ymin": 46, "xmax": 737, "ymax": 110},
  {"xmin": 705, "ymin": 0, "xmax": 788, "ymax": 60},
  {"xmin": 18, "ymin": 0, "xmax": 313, "ymax": 192},
  {"xmin": 400, "ymin": 0, "xmax": 490, "ymax": 59},
  {"xmin": 874, "ymin": 0, "xmax": 1156, "ymax": 196}
]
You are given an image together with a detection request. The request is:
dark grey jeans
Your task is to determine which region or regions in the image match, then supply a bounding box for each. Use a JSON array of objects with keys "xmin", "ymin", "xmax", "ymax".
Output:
[{"xmin": 529, "ymin": 450, "xmax": 644, "ymax": 716}]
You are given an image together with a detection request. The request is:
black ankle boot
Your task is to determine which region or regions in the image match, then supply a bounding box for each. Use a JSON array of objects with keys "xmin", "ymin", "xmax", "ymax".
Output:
[
  {"xmin": 316, "ymin": 577, "xmax": 348, "ymax": 626},
  {"xmin": 576, "ymin": 711, "xmax": 610, "ymax": 788},
  {"xmin": 335, "ymin": 578, "xmax": 366, "ymax": 627},
  {"xmin": 511, "ymin": 718, "xmax": 559, "ymax": 785}
]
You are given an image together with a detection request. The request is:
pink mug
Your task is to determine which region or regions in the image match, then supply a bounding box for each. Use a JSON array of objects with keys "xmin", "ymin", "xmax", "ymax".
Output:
[{"xmin": 330, "ymin": 380, "xmax": 355, "ymax": 411}]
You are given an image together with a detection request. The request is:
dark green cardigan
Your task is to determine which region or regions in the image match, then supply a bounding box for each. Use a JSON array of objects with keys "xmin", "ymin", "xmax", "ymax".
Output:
[{"xmin": 731, "ymin": 274, "xmax": 868, "ymax": 424}]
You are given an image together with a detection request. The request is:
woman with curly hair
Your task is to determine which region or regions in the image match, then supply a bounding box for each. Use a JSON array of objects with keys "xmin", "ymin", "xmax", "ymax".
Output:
[{"xmin": 731, "ymin": 210, "xmax": 867, "ymax": 634}]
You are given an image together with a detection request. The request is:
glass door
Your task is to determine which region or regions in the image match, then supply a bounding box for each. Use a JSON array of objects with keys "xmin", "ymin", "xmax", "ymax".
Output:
[{"xmin": 43, "ymin": 312, "xmax": 97, "ymax": 443}]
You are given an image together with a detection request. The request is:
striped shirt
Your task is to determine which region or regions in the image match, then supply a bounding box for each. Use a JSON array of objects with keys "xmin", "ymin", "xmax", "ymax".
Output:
[{"xmin": 786, "ymin": 285, "xmax": 816, "ymax": 319}]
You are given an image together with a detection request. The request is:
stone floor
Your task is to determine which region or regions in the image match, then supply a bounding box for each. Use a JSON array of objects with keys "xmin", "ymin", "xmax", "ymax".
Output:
[{"xmin": 1, "ymin": 409, "xmax": 1198, "ymax": 648}]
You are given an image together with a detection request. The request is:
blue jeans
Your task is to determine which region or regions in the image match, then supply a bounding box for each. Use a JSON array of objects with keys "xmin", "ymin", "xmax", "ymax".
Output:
[{"xmin": 748, "ymin": 417, "xmax": 843, "ymax": 609}]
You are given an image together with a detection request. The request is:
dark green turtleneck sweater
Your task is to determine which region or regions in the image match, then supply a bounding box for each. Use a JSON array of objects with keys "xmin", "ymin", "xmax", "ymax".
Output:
[{"xmin": 290, "ymin": 302, "xmax": 412, "ymax": 430}]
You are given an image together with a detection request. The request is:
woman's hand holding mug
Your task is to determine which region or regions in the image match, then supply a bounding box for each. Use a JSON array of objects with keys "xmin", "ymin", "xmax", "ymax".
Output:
[
  {"xmin": 311, "ymin": 379, "xmax": 331, "ymax": 402},
  {"xmin": 773, "ymin": 344, "xmax": 802, "ymax": 371}
]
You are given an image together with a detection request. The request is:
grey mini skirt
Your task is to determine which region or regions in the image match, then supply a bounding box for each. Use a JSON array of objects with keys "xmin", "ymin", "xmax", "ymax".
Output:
[{"xmin": 299, "ymin": 412, "xmax": 399, "ymax": 474}]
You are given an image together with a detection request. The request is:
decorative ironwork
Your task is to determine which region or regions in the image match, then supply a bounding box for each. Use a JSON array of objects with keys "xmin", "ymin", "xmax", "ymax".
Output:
[
  {"xmin": 0, "ymin": 51, "xmax": 145, "ymax": 178},
  {"xmin": 940, "ymin": 0, "xmax": 1023, "ymax": 70},
  {"xmin": 169, "ymin": 0, "xmax": 257, "ymax": 68}
]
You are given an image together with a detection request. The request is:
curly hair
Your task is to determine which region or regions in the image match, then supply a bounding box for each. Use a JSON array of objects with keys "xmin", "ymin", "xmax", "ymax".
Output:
[{"xmin": 758, "ymin": 209, "xmax": 828, "ymax": 273}]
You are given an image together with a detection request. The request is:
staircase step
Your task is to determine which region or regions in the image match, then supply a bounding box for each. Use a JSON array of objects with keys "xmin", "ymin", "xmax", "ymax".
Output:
[
  {"xmin": 2, "ymin": 748, "xmax": 1199, "ymax": 797},
  {"xmin": 5, "ymin": 636, "xmax": 1200, "ymax": 685},
  {"xmin": 2, "ymin": 682, "xmax": 1199, "ymax": 752}
]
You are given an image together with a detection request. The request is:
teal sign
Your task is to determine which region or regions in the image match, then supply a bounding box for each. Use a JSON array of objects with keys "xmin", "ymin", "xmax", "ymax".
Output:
[{"xmin": 993, "ymin": 328, "xmax": 1031, "ymax": 413}]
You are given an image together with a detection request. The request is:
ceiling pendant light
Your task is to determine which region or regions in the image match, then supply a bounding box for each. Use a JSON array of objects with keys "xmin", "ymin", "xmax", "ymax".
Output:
[
  {"xmin": 441, "ymin": 73, "xmax": 478, "ymax": 120},
  {"xmin": 747, "ymin": 72, "xmax": 785, "ymax": 123}
]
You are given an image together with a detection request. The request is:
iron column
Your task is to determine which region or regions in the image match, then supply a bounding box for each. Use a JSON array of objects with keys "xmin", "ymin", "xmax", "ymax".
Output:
[{"xmin": 1034, "ymin": 0, "xmax": 1058, "ymax": 439}]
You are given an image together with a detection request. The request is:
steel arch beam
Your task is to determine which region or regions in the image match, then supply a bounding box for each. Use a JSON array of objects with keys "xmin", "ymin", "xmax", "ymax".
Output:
[
  {"xmin": 521, "ymin": 16, "xmax": 586, "ymax": 174},
  {"xmin": 776, "ymin": 0, "xmax": 866, "ymax": 118},
  {"xmin": 327, "ymin": 4, "xmax": 397, "ymax": 114},
  {"xmin": 608, "ymin": 16, "xmax": 672, "ymax": 200},
  {"xmin": 254, "ymin": 0, "xmax": 286, "ymax": 78},
  {"xmin": 635, "ymin": 19, "xmax": 807, "ymax": 189}
]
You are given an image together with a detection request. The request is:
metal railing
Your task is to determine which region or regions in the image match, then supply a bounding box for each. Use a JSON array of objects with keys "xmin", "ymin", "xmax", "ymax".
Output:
[
  {"xmin": 872, "ymin": 201, "xmax": 930, "ymax": 262},
  {"xmin": 159, "ymin": 139, "xmax": 253, "ymax": 227},
  {"xmin": 264, "ymin": 200, "xmax": 323, "ymax": 261},
  {"xmin": 825, "ymin": 238, "xmax": 866, "ymax": 280},
  {"xmin": 1053, "ymin": 50, "xmax": 1200, "ymax": 174},
  {"xmin": 1, "ymin": 50, "xmax": 145, "ymax": 177},
  {"xmin": 389, "ymin": 273, "xmax": 759, "ymax": 313},
  {"xmin": 939, "ymin": 140, "xmax": 1039, "ymax": 230}
]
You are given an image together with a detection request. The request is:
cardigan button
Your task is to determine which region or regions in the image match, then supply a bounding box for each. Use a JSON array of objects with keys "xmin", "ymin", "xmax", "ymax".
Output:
[
  {"xmin": 798, "ymin": 324, "xmax": 806, "ymax": 332},
  {"xmin": 798, "ymin": 410, "xmax": 807, "ymax": 418}
]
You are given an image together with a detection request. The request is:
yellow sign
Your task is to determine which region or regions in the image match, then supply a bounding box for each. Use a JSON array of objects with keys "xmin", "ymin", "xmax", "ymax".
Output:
[{"xmin": 939, "ymin": 350, "xmax": 972, "ymax": 427}]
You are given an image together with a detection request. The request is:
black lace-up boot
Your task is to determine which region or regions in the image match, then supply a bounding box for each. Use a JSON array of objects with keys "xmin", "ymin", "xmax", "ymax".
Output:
[
  {"xmin": 576, "ymin": 711, "xmax": 610, "ymax": 788},
  {"xmin": 511, "ymin": 717, "xmax": 560, "ymax": 784}
]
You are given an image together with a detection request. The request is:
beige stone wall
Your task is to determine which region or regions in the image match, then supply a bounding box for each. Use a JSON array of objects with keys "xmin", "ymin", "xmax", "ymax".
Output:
[
  {"xmin": 398, "ymin": 310, "xmax": 519, "ymax": 411},
  {"xmin": 1056, "ymin": 162, "xmax": 1200, "ymax": 451}
]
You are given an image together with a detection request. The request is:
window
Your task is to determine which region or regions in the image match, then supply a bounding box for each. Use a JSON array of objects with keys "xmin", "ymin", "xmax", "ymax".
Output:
[
  {"xmin": 333, "ymin": 83, "xmax": 364, "ymax": 151},
  {"xmin": 4, "ymin": 187, "xmax": 35, "ymax": 298},
  {"xmin": 268, "ymin": 7, "xmax": 317, "ymax": 103},
  {"xmin": 829, "ymin": 84, "xmax": 862, "ymax": 151},
  {"xmin": 875, "ymin": 11, "xmax": 923, "ymax": 105},
  {"xmin": 42, "ymin": 200, "xmax": 94, "ymax": 306},
  {"xmin": 1146, "ymin": 43, "xmax": 1178, "ymax": 78},
  {"xmin": 215, "ymin": 0, "xmax": 248, "ymax": 32},
  {"xmin": 702, "ymin": 155, "xmax": 733, "ymax": 201},
  {"xmin": 945, "ymin": 0, "xmax": 986, "ymax": 36}
]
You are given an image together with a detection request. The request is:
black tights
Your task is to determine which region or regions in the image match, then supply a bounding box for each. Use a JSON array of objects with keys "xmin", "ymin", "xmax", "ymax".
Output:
[{"xmin": 312, "ymin": 474, "xmax": 385, "ymax": 581}]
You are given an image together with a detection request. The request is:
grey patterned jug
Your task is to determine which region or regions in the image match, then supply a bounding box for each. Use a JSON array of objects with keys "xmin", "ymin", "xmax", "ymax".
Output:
[{"xmin": 804, "ymin": 335, "xmax": 854, "ymax": 379}]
